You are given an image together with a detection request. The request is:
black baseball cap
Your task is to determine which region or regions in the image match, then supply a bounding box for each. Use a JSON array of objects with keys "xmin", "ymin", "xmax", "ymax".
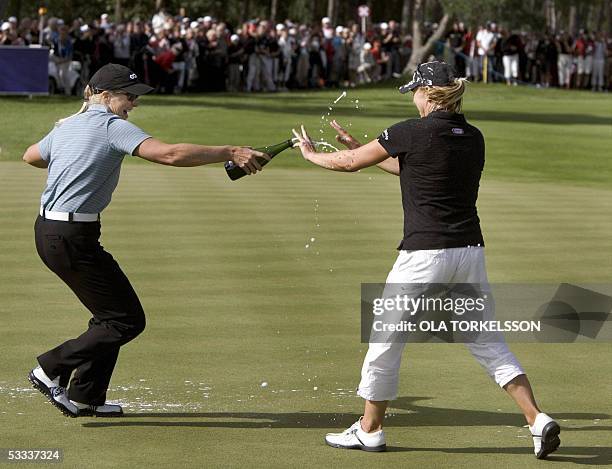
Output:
[
  {"xmin": 89, "ymin": 63, "xmax": 154, "ymax": 95},
  {"xmin": 399, "ymin": 61, "xmax": 455, "ymax": 93}
]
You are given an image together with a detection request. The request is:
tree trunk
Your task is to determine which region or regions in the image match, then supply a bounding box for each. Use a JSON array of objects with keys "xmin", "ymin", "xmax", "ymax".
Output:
[
  {"xmin": 401, "ymin": 0, "xmax": 413, "ymax": 35},
  {"xmin": 543, "ymin": 0, "xmax": 555, "ymax": 32},
  {"xmin": 568, "ymin": 4, "xmax": 577, "ymax": 35},
  {"xmin": 115, "ymin": 0, "xmax": 122, "ymax": 23},
  {"xmin": 327, "ymin": 0, "xmax": 336, "ymax": 23},
  {"xmin": 595, "ymin": 0, "xmax": 604, "ymax": 32},
  {"xmin": 550, "ymin": 0, "xmax": 557, "ymax": 32},
  {"xmin": 403, "ymin": 10, "xmax": 452, "ymax": 75},
  {"xmin": 155, "ymin": 0, "xmax": 163, "ymax": 12},
  {"xmin": 412, "ymin": 0, "xmax": 423, "ymax": 50},
  {"xmin": 270, "ymin": 0, "xmax": 278, "ymax": 22}
]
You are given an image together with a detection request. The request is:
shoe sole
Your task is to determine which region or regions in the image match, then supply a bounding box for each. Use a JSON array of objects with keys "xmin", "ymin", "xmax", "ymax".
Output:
[
  {"xmin": 28, "ymin": 371, "xmax": 52, "ymax": 397},
  {"xmin": 536, "ymin": 421, "xmax": 561, "ymax": 459},
  {"xmin": 28, "ymin": 371, "xmax": 79, "ymax": 419},
  {"xmin": 77, "ymin": 409, "xmax": 124, "ymax": 418},
  {"xmin": 325, "ymin": 439, "xmax": 387, "ymax": 452}
]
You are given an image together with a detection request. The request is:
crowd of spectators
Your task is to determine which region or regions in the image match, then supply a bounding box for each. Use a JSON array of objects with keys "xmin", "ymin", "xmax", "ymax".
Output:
[
  {"xmin": 448, "ymin": 21, "xmax": 611, "ymax": 90},
  {"xmin": 1, "ymin": 11, "xmax": 611, "ymax": 94}
]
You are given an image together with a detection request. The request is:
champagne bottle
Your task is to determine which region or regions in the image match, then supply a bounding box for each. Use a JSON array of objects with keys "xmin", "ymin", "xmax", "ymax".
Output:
[{"xmin": 225, "ymin": 139, "xmax": 294, "ymax": 181}]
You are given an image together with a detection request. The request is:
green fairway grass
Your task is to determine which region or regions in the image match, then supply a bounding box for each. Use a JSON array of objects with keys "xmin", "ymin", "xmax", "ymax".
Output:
[
  {"xmin": 0, "ymin": 86, "xmax": 611, "ymax": 468},
  {"xmin": 1, "ymin": 84, "xmax": 611, "ymax": 186}
]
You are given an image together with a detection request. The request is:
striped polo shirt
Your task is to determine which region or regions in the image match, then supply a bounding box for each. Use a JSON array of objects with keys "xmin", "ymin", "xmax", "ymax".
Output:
[{"xmin": 38, "ymin": 104, "xmax": 151, "ymax": 213}]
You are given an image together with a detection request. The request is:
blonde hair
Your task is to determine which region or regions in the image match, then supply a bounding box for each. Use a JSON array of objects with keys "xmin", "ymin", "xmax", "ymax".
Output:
[
  {"xmin": 55, "ymin": 85, "xmax": 121, "ymax": 126},
  {"xmin": 421, "ymin": 78, "xmax": 468, "ymax": 114}
]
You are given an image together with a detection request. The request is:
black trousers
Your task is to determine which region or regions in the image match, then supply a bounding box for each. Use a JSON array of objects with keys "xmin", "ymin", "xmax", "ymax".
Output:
[{"xmin": 34, "ymin": 216, "xmax": 145, "ymax": 405}]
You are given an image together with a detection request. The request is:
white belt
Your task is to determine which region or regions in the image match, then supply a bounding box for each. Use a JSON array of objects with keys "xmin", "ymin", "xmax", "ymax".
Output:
[{"xmin": 40, "ymin": 206, "xmax": 100, "ymax": 222}]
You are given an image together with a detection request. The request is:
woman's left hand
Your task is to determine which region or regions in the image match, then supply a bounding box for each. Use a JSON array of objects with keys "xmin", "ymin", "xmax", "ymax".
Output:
[{"xmin": 292, "ymin": 125, "xmax": 316, "ymax": 160}]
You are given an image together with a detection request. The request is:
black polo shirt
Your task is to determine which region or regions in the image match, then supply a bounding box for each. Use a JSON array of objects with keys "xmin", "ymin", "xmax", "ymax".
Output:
[{"xmin": 377, "ymin": 111, "xmax": 485, "ymax": 251}]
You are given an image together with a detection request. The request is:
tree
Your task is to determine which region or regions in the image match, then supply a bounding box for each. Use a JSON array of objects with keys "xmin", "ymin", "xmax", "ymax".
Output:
[
  {"xmin": 401, "ymin": 0, "xmax": 414, "ymax": 35},
  {"xmin": 5, "ymin": 0, "xmax": 608, "ymax": 35},
  {"xmin": 270, "ymin": 0, "xmax": 277, "ymax": 22},
  {"xmin": 115, "ymin": 0, "xmax": 123, "ymax": 23},
  {"xmin": 327, "ymin": 0, "xmax": 336, "ymax": 23},
  {"xmin": 403, "ymin": 0, "xmax": 453, "ymax": 74},
  {"xmin": 402, "ymin": 0, "xmax": 551, "ymax": 76}
]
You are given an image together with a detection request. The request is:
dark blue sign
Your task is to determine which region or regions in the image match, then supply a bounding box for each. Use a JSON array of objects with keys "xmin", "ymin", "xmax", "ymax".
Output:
[{"xmin": 0, "ymin": 46, "xmax": 49, "ymax": 94}]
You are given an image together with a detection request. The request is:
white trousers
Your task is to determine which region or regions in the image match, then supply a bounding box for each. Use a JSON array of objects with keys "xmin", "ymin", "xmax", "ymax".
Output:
[
  {"xmin": 357, "ymin": 247, "xmax": 525, "ymax": 401},
  {"xmin": 557, "ymin": 54, "xmax": 572, "ymax": 86},
  {"xmin": 577, "ymin": 55, "xmax": 593, "ymax": 75},
  {"xmin": 56, "ymin": 61, "xmax": 72, "ymax": 95},
  {"xmin": 245, "ymin": 54, "xmax": 260, "ymax": 91},
  {"xmin": 260, "ymin": 56, "xmax": 276, "ymax": 91},
  {"xmin": 503, "ymin": 54, "xmax": 518, "ymax": 79}
]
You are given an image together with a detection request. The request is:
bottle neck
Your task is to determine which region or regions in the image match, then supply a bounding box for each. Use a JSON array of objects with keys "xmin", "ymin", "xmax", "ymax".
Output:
[{"xmin": 258, "ymin": 139, "xmax": 294, "ymax": 157}]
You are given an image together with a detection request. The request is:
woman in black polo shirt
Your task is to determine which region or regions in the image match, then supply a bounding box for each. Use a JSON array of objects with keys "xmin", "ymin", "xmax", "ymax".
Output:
[{"xmin": 292, "ymin": 61, "xmax": 560, "ymax": 459}]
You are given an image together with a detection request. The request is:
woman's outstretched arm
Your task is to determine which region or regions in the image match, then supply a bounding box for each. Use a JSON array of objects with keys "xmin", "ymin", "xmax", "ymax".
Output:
[
  {"xmin": 329, "ymin": 120, "xmax": 399, "ymax": 176},
  {"xmin": 293, "ymin": 125, "xmax": 390, "ymax": 172}
]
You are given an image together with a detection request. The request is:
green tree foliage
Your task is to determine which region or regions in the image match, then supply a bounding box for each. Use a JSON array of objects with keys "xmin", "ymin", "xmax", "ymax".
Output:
[
  {"xmin": 4, "ymin": 0, "xmax": 607, "ymax": 33},
  {"xmin": 440, "ymin": 0, "xmax": 605, "ymax": 32}
]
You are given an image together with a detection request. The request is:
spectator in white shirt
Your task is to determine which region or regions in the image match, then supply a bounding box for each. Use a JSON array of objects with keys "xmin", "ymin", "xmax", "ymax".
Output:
[{"xmin": 476, "ymin": 23, "xmax": 496, "ymax": 82}]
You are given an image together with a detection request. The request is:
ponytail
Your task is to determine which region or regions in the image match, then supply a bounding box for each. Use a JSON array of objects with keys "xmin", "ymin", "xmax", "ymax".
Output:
[
  {"xmin": 422, "ymin": 78, "xmax": 468, "ymax": 114},
  {"xmin": 55, "ymin": 85, "xmax": 99, "ymax": 126}
]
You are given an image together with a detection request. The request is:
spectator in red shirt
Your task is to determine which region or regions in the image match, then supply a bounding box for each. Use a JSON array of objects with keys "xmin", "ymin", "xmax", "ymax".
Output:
[{"xmin": 154, "ymin": 42, "xmax": 181, "ymax": 92}]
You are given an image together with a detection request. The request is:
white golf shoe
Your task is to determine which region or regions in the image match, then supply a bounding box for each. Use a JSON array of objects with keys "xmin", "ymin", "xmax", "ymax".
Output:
[
  {"xmin": 529, "ymin": 413, "xmax": 561, "ymax": 459},
  {"xmin": 29, "ymin": 366, "xmax": 59, "ymax": 394},
  {"xmin": 71, "ymin": 400, "xmax": 124, "ymax": 417},
  {"xmin": 28, "ymin": 366, "xmax": 79, "ymax": 418},
  {"xmin": 325, "ymin": 417, "xmax": 386, "ymax": 452}
]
